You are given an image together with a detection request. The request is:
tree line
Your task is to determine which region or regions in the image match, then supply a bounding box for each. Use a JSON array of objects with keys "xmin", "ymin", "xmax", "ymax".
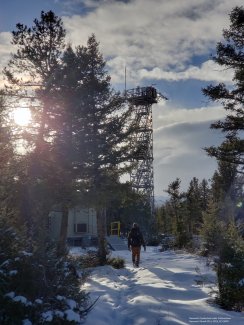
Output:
[{"xmin": 156, "ymin": 6, "xmax": 244, "ymax": 312}]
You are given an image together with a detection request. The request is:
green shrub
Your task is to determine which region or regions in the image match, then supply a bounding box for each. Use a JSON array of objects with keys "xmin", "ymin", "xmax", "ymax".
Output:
[
  {"xmin": 78, "ymin": 250, "xmax": 101, "ymax": 268},
  {"xmin": 215, "ymin": 222, "xmax": 244, "ymax": 312},
  {"xmin": 107, "ymin": 256, "xmax": 125, "ymax": 269},
  {"xmin": 0, "ymin": 219, "xmax": 90, "ymax": 324}
]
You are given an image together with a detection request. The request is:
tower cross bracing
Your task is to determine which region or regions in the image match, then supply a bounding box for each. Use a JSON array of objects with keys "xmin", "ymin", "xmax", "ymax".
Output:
[{"xmin": 126, "ymin": 86, "xmax": 158, "ymax": 215}]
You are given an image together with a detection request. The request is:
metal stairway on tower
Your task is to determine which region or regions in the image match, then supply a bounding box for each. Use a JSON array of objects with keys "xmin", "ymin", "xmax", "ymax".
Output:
[{"xmin": 125, "ymin": 86, "xmax": 167, "ymax": 216}]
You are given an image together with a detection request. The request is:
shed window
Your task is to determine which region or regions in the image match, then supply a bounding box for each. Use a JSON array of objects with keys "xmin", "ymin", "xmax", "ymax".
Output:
[{"xmin": 74, "ymin": 223, "xmax": 87, "ymax": 233}]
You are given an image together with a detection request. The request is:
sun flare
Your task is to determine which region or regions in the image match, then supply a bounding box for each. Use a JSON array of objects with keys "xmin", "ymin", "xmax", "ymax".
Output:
[{"xmin": 13, "ymin": 107, "xmax": 31, "ymax": 126}]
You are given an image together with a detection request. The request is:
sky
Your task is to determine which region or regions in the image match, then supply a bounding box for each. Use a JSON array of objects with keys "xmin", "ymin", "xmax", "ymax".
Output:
[
  {"xmin": 0, "ymin": 0, "xmax": 242, "ymax": 197},
  {"xmin": 70, "ymin": 247, "xmax": 243, "ymax": 325}
]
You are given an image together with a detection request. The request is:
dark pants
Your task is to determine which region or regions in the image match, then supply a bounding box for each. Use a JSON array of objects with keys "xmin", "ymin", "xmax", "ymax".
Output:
[{"xmin": 131, "ymin": 246, "xmax": 141, "ymax": 266}]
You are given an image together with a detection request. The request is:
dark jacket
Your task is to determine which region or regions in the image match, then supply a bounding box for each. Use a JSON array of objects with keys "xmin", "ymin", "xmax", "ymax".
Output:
[{"xmin": 128, "ymin": 227, "xmax": 145, "ymax": 248}]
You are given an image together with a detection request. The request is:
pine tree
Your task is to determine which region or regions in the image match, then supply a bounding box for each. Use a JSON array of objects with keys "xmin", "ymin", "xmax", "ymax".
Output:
[
  {"xmin": 0, "ymin": 216, "xmax": 89, "ymax": 324},
  {"xmin": 44, "ymin": 34, "xmax": 137, "ymax": 261},
  {"xmin": 186, "ymin": 177, "xmax": 202, "ymax": 234},
  {"xmin": 155, "ymin": 202, "xmax": 175, "ymax": 240},
  {"xmin": 202, "ymin": 8, "xmax": 244, "ymax": 307},
  {"xmin": 1, "ymin": 15, "xmax": 92, "ymax": 321},
  {"xmin": 199, "ymin": 179, "xmax": 210, "ymax": 212},
  {"xmin": 165, "ymin": 178, "xmax": 189, "ymax": 248},
  {"xmin": 206, "ymin": 156, "xmax": 244, "ymax": 311},
  {"xmin": 4, "ymin": 11, "xmax": 67, "ymax": 249},
  {"xmin": 4, "ymin": 10, "xmax": 66, "ymax": 149},
  {"xmin": 200, "ymin": 199, "xmax": 223, "ymax": 255},
  {"xmin": 202, "ymin": 6, "xmax": 244, "ymax": 172},
  {"xmin": 0, "ymin": 90, "xmax": 15, "ymax": 219},
  {"xmin": 211, "ymin": 158, "xmax": 240, "ymax": 223},
  {"xmin": 216, "ymin": 221, "xmax": 244, "ymax": 311}
]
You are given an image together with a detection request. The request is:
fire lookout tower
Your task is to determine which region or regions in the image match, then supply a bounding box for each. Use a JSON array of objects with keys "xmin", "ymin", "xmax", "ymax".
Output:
[{"xmin": 126, "ymin": 86, "xmax": 165, "ymax": 216}]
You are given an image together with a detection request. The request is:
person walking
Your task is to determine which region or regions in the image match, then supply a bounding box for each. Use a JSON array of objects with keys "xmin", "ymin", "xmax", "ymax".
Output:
[{"xmin": 128, "ymin": 223, "xmax": 146, "ymax": 267}]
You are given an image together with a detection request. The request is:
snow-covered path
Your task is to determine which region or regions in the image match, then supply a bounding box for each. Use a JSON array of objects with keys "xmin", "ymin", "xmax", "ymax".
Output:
[{"xmin": 74, "ymin": 248, "xmax": 243, "ymax": 325}]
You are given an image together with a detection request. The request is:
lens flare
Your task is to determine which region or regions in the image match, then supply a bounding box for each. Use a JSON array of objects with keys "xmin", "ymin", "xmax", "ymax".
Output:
[{"xmin": 13, "ymin": 107, "xmax": 31, "ymax": 126}]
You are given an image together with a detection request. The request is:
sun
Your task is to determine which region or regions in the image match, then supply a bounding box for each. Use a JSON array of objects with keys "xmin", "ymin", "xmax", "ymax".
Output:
[{"xmin": 13, "ymin": 107, "xmax": 32, "ymax": 126}]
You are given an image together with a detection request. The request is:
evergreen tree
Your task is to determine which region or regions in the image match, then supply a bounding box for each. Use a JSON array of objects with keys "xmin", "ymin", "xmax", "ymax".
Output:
[
  {"xmin": 216, "ymin": 221, "xmax": 244, "ymax": 311},
  {"xmin": 155, "ymin": 201, "xmax": 174, "ymax": 238},
  {"xmin": 235, "ymin": 175, "xmax": 244, "ymax": 226},
  {"xmin": 199, "ymin": 178, "xmax": 210, "ymax": 212},
  {"xmin": 186, "ymin": 177, "xmax": 202, "ymax": 234},
  {"xmin": 202, "ymin": 8, "xmax": 244, "ymax": 309},
  {"xmin": 165, "ymin": 178, "xmax": 189, "ymax": 248},
  {"xmin": 210, "ymin": 158, "xmax": 240, "ymax": 222},
  {"xmin": 0, "ymin": 90, "xmax": 15, "ymax": 219},
  {"xmin": 4, "ymin": 11, "xmax": 67, "ymax": 249},
  {"xmin": 0, "ymin": 217, "xmax": 89, "ymax": 324},
  {"xmin": 55, "ymin": 33, "xmax": 145, "ymax": 259},
  {"xmin": 1, "ymin": 17, "xmax": 88, "ymax": 322},
  {"xmin": 206, "ymin": 152, "xmax": 244, "ymax": 311},
  {"xmin": 202, "ymin": 6, "xmax": 244, "ymax": 172},
  {"xmin": 200, "ymin": 199, "xmax": 223, "ymax": 255},
  {"xmin": 4, "ymin": 10, "xmax": 66, "ymax": 148}
]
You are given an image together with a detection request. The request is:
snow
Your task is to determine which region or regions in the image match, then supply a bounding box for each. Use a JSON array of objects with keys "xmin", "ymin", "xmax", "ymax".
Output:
[
  {"xmin": 56, "ymin": 295, "xmax": 65, "ymax": 301},
  {"xmin": 77, "ymin": 247, "xmax": 243, "ymax": 325},
  {"xmin": 21, "ymin": 251, "xmax": 33, "ymax": 257},
  {"xmin": 5, "ymin": 291, "xmax": 15, "ymax": 298},
  {"xmin": 1, "ymin": 259, "xmax": 10, "ymax": 267},
  {"xmin": 9, "ymin": 270, "xmax": 18, "ymax": 275},
  {"xmin": 54, "ymin": 310, "xmax": 64, "ymax": 318},
  {"xmin": 13, "ymin": 295, "xmax": 28, "ymax": 305},
  {"xmin": 66, "ymin": 298, "xmax": 77, "ymax": 309},
  {"xmin": 34, "ymin": 298, "xmax": 43, "ymax": 304},
  {"xmin": 41, "ymin": 311, "xmax": 53, "ymax": 322},
  {"xmin": 65, "ymin": 309, "xmax": 81, "ymax": 322}
]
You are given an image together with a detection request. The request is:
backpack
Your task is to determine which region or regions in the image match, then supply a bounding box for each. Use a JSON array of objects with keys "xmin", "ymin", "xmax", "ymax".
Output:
[{"xmin": 130, "ymin": 229, "xmax": 142, "ymax": 246}]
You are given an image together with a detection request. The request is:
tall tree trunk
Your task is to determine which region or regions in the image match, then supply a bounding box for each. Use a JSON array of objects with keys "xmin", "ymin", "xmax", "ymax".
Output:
[
  {"xmin": 21, "ymin": 181, "xmax": 33, "ymax": 252},
  {"xmin": 57, "ymin": 109, "xmax": 73, "ymax": 257},
  {"xmin": 96, "ymin": 207, "xmax": 107, "ymax": 265},
  {"xmin": 58, "ymin": 203, "xmax": 69, "ymax": 256}
]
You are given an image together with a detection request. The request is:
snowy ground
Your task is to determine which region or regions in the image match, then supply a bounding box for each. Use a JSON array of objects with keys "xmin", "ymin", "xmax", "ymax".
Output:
[{"xmin": 70, "ymin": 247, "xmax": 243, "ymax": 325}]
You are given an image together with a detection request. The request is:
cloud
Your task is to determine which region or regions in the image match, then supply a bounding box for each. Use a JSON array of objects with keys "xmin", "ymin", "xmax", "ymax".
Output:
[
  {"xmin": 152, "ymin": 104, "xmax": 226, "ymax": 193},
  {"xmin": 153, "ymin": 119, "xmax": 224, "ymax": 194},
  {"xmin": 0, "ymin": 32, "xmax": 13, "ymax": 85},
  {"xmin": 63, "ymin": 0, "xmax": 243, "ymax": 85},
  {"xmin": 153, "ymin": 103, "xmax": 226, "ymax": 130},
  {"xmin": 139, "ymin": 60, "xmax": 234, "ymax": 83},
  {"xmin": 1, "ymin": 0, "xmax": 242, "ymax": 86}
]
